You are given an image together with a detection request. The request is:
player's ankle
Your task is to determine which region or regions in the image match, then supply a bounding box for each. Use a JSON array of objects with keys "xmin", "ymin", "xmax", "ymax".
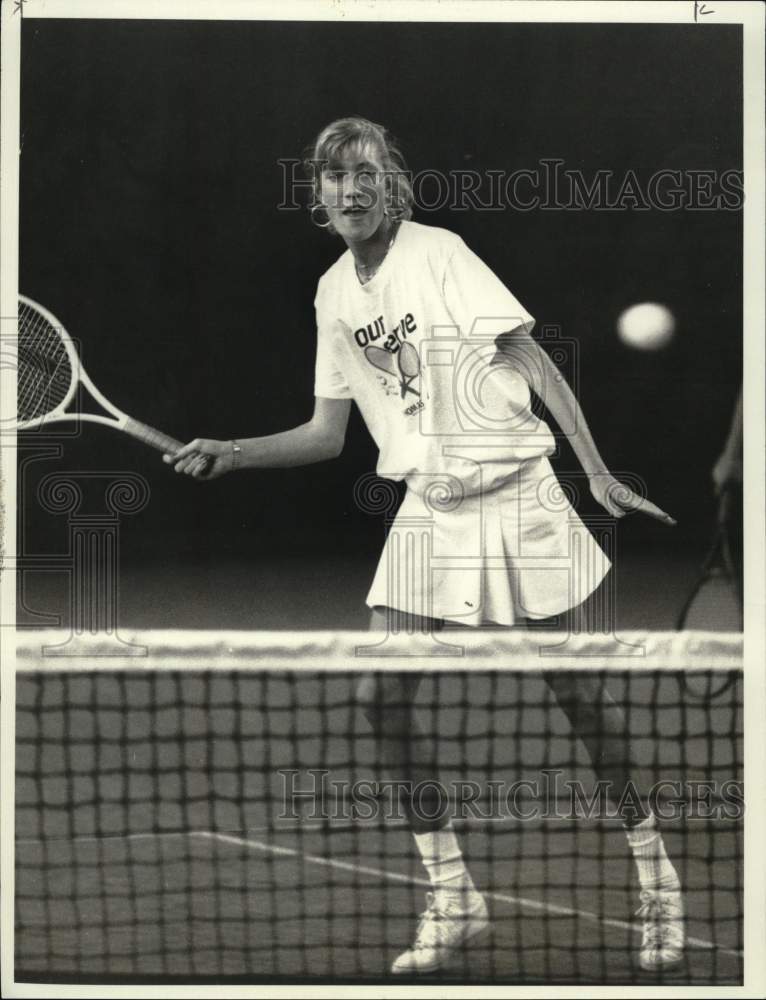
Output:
[
  {"xmin": 642, "ymin": 873, "xmax": 682, "ymax": 893},
  {"xmin": 433, "ymin": 878, "xmax": 483, "ymax": 909},
  {"xmin": 414, "ymin": 823, "xmax": 472, "ymax": 887},
  {"xmin": 433, "ymin": 871, "xmax": 476, "ymax": 889}
]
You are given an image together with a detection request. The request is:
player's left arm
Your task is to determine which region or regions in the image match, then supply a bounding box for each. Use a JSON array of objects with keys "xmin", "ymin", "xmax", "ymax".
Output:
[{"xmin": 494, "ymin": 327, "xmax": 676, "ymax": 524}]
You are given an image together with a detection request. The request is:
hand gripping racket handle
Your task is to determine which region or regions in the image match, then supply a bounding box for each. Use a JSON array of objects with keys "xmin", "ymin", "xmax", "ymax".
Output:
[
  {"xmin": 123, "ymin": 417, "xmax": 214, "ymax": 475},
  {"xmin": 123, "ymin": 417, "xmax": 183, "ymax": 455}
]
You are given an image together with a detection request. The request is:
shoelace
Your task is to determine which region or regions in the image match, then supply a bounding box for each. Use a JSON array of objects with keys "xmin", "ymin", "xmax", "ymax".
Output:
[
  {"xmin": 636, "ymin": 890, "xmax": 684, "ymax": 948},
  {"xmin": 412, "ymin": 891, "xmax": 475, "ymax": 949},
  {"xmin": 411, "ymin": 893, "xmax": 444, "ymax": 948}
]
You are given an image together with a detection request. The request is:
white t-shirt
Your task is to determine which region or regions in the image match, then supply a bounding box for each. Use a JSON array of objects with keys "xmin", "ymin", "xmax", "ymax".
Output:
[{"xmin": 314, "ymin": 220, "xmax": 556, "ymax": 497}]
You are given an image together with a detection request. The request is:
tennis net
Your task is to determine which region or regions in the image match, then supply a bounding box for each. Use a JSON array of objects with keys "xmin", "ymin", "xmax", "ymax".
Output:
[{"xmin": 14, "ymin": 629, "xmax": 743, "ymax": 985}]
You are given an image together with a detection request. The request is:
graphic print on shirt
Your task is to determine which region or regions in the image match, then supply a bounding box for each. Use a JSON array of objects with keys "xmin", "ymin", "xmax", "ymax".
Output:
[
  {"xmin": 365, "ymin": 343, "xmax": 421, "ymax": 400},
  {"xmin": 354, "ymin": 311, "xmax": 426, "ymax": 416}
]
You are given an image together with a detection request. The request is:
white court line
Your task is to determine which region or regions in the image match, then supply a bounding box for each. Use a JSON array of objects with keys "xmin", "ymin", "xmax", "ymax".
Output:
[
  {"xmin": 17, "ymin": 811, "xmax": 744, "ymax": 844},
  {"xmin": 200, "ymin": 829, "xmax": 744, "ymax": 961},
  {"xmin": 15, "ymin": 829, "xmax": 274, "ymax": 846},
  {"xmin": 15, "ymin": 827, "xmax": 743, "ymax": 960}
]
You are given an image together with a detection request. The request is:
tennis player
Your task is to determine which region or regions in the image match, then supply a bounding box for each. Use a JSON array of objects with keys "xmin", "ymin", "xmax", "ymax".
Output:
[
  {"xmin": 166, "ymin": 117, "xmax": 684, "ymax": 976},
  {"xmin": 712, "ymin": 385, "xmax": 743, "ymax": 608}
]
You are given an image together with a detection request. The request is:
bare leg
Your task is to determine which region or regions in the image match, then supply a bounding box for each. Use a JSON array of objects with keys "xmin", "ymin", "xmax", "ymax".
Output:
[
  {"xmin": 526, "ymin": 605, "xmax": 681, "ymax": 885},
  {"xmin": 358, "ymin": 607, "xmax": 448, "ymax": 832},
  {"xmin": 366, "ymin": 608, "xmax": 488, "ymax": 975},
  {"xmin": 525, "ymin": 604, "xmax": 648, "ymax": 823},
  {"xmin": 527, "ymin": 608, "xmax": 683, "ymax": 968}
]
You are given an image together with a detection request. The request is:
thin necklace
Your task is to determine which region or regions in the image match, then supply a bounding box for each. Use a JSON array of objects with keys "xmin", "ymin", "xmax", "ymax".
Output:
[{"xmin": 355, "ymin": 221, "xmax": 399, "ymax": 284}]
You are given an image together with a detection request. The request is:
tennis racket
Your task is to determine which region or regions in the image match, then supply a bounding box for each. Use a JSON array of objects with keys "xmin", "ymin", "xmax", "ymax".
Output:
[
  {"xmin": 675, "ymin": 483, "xmax": 742, "ymax": 699},
  {"xmin": 398, "ymin": 341, "xmax": 421, "ymax": 398},
  {"xmin": 14, "ymin": 295, "xmax": 206, "ymax": 467},
  {"xmin": 365, "ymin": 343, "xmax": 421, "ymax": 399},
  {"xmin": 676, "ymin": 484, "xmax": 742, "ymax": 631}
]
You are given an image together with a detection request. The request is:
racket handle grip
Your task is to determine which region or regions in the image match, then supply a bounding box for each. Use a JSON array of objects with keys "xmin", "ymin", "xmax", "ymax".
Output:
[{"xmin": 123, "ymin": 417, "xmax": 184, "ymax": 455}]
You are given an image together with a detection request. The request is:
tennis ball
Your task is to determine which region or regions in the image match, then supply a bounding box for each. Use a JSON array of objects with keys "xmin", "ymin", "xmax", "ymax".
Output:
[{"xmin": 617, "ymin": 302, "xmax": 676, "ymax": 351}]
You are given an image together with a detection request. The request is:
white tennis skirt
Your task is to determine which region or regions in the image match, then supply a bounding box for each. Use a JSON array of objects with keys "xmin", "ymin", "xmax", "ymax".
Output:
[{"xmin": 366, "ymin": 456, "xmax": 612, "ymax": 626}]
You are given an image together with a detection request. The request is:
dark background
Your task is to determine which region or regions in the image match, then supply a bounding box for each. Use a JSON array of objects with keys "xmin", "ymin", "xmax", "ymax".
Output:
[{"xmin": 18, "ymin": 19, "xmax": 742, "ymax": 627}]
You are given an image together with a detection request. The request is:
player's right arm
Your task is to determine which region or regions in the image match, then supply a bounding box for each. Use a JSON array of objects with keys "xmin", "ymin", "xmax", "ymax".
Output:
[{"xmin": 164, "ymin": 396, "xmax": 351, "ymax": 479}]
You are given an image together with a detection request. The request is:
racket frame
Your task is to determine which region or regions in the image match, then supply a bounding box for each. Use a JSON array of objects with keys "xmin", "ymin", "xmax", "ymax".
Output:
[
  {"xmin": 364, "ymin": 345, "xmax": 398, "ymax": 377},
  {"xmin": 16, "ymin": 295, "xmax": 184, "ymax": 455},
  {"xmin": 18, "ymin": 295, "xmax": 133, "ymax": 433}
]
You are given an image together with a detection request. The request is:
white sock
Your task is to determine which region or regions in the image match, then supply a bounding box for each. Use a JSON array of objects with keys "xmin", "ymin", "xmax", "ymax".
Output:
[
  {"xmin": 624, "ymin": 814, "xmax": 681, "ymax": 891},
  {"xmin": 413, "ymin": 823, "xmax": 475, "ymax": 891}
]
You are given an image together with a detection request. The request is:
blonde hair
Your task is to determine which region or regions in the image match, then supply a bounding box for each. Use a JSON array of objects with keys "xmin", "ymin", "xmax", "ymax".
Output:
[{"xmin": 305, "ymin": 116, "xmax": 413, "ymax": 232}]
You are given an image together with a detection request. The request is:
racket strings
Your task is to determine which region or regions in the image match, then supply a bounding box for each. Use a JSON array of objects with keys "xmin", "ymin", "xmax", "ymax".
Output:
[
  {"xmin": 365, "ymin": 343, "xmax": 421, "ymax": 399},
  {"xmin": 17, "ymin": 302, "xmax": 73, "ymax": 421},
  {"xmin": 397, "ymin": 342, "xmax": 421, "ymax": 397}
]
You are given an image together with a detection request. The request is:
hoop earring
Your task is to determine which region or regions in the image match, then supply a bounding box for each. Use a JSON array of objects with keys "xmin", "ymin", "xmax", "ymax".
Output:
[
  {"xmin": 310, "ymin": 203, "xmax": 332, "ymax": 230},
  {"xmin": 386, "ymin": 200, "xmax": 407, "ymax": 223}
]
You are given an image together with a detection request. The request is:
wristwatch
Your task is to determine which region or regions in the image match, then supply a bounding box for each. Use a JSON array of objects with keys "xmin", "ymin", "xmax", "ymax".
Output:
[{"xmin": 231, "ymin": 440, "xmax": 242, "ymax": 470}]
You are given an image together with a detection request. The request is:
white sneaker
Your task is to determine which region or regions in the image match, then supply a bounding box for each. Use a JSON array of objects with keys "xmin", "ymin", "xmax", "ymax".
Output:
[
  {"xmin": 636, "ymin": 887, "xmax": 685, "ymax": 970},
  {"xmin": 391, "ymin": 887, "xmax": 489, "ymax": 975}
]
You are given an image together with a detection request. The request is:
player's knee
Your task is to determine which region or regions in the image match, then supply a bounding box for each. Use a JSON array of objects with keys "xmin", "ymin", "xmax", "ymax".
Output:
[
  {"xmin": 355, "ymin": 675, "xmax": 377, "ymax": 724},
  {"xmin": 547, "ymin": 672, "xmax": 578, "ymax": 707},
  {"xmin": 547, "ymin": 674, "xmax": 608, "ymax": 739},
  {"xmin": 355, "ymin": 674, "xmax": 410, "ymax": 731},
  {"xmin": 547, "ymin": 671, "xmax": 604, "ymax": 707}
]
